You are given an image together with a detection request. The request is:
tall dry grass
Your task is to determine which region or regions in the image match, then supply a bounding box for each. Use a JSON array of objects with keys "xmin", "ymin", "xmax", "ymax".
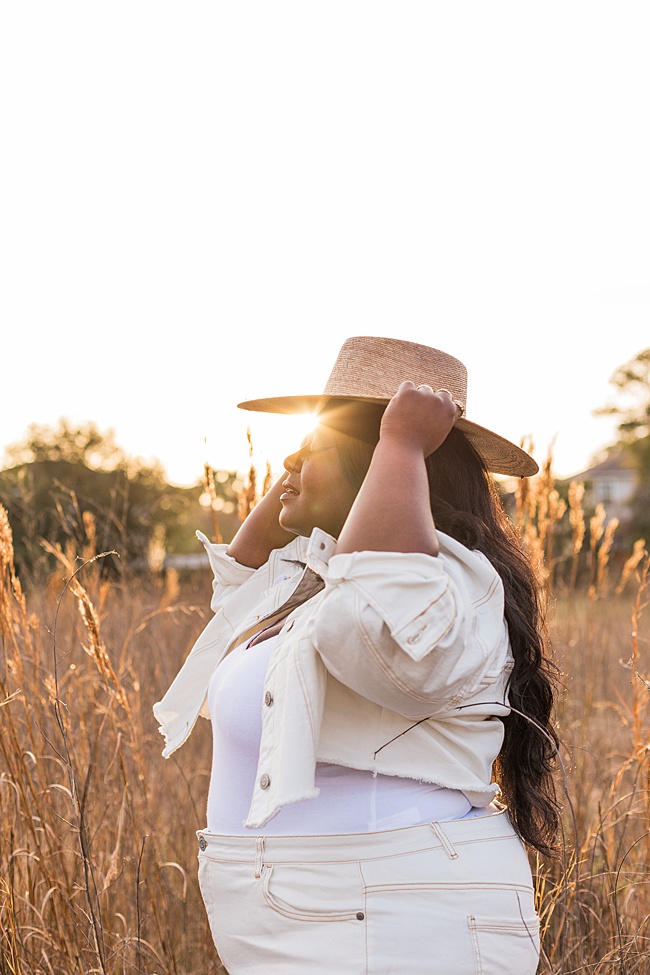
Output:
[
  {"xmin": 512, "ymin": 448, "xmax": 650, "ymax": 974},
  {"xmin": 0, "ymin": 507, "xmax": 223, "ymax": 974},
  {"xmin": 0, "ymin": 448, "xmax": 648, "ymax": 974}
]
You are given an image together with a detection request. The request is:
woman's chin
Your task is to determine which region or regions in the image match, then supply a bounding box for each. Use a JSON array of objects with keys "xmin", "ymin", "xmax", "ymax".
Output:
[{"xmin": 278, "ymin": 511, "xmax": 308, "ymax": 538}]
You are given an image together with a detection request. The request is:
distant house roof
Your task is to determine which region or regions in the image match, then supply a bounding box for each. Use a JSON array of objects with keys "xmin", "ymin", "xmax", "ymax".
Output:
[
  {"xmin": 572, "ymin": 449, "xmax": 637, "ymax": 481},
  {"xmin": 569, "ymin": 449, "xmax": 637, "ymax": 518}
]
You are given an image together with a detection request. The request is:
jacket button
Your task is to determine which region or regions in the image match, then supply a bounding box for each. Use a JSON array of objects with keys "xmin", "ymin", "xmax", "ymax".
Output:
[
  {"xmin": 259, "ymin": 773, "xmax": 271, "ymax": 790},
  {"xmin": 264, "ymin": 691, "xmax": 274, "ymax": 707},
  {"xmin": 198, "ymin": 835, "xmax": 207, "ymax": 851}
]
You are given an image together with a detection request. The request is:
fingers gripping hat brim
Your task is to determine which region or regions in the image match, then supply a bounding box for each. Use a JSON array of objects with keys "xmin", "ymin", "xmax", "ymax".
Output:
[{"xmin": 237, "ymin": 336, "xmax": 538, "ymax": 478}]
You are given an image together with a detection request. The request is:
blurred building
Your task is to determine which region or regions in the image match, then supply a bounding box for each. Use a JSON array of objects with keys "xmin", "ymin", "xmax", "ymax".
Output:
[{"xmin": 570, "ymin": 450, "xmax": 638, "ymax": 523}]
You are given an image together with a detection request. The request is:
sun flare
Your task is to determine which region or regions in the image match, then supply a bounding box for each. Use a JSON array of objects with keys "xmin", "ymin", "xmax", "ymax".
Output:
[{"xmin": 245, "ymin": 412, "xmax": 319, "ymax": 479}]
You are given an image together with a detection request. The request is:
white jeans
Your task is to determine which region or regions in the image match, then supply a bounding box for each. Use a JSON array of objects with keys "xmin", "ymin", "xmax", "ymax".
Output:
[{"xmin": 197, "ymin": 806, "xmax": 540, "ymax": 975}]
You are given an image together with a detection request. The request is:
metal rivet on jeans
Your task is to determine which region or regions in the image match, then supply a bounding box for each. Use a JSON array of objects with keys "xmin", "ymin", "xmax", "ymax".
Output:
[
  {"xmin": 198, "ymin": 835, "xmax": 207, "ymax": 851},
  {"xmin": 264, "ymin": 691, "xmax": 274, "ymax": 706},
  {"xmin": 356, "ymin": 912, "xmax": 364, "ymax": 921},
  {"xmin": 259, "ymin": 773, "xmax": 271, "ymax": 790}
]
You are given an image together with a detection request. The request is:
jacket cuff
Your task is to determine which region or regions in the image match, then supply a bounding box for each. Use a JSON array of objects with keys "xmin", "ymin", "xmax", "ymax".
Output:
[{"xmin": 196, "ymin": 531, "xmax": 258, "ymax": 586}]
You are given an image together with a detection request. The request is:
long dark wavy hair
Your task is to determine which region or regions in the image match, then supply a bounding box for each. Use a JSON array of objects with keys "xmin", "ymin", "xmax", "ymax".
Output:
[{"xmin": 334, "ymin": 412, "xmax": 561, "ymax": 857}]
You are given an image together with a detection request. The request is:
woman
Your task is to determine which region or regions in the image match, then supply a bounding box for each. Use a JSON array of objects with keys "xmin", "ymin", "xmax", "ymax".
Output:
[{"xmin": 154, "ymin": 336, "xmax": 559, "ymax": 974}]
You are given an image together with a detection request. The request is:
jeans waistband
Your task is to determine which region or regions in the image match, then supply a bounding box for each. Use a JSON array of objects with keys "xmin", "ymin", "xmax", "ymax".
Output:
[{"xmin": 197, "ymin": 804, "xmax": 517, "ymax": 863}]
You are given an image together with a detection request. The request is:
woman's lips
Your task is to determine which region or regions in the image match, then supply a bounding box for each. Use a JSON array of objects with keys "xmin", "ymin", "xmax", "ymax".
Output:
[{"xmin": 280, "ymin": 480, "xmax": 300, "ymax": 501}]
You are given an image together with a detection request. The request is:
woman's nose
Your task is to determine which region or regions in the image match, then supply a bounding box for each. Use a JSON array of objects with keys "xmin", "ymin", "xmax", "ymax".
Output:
[{"xmin": 283, "ymin": 448, "xmax": 302, "ymax": 473}]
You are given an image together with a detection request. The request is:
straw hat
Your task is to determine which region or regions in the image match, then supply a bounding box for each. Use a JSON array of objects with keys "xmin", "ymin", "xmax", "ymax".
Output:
[{"xmin": 238, "ymin": 336, "xmax": 538, "ymax": 477}]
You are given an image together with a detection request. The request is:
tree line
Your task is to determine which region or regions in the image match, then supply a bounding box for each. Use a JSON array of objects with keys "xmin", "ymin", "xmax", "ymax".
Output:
[{"xmin": 0, "ymin": 419, "xmax": 243, "ymax": 577}]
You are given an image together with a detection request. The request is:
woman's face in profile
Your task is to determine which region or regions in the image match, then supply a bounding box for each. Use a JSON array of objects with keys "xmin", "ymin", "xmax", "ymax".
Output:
[{"xmin": 279, "ymin": 426, "xmax": 363, "ymax": 539}]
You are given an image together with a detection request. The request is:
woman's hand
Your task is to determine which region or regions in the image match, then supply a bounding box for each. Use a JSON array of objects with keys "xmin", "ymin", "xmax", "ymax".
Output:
[
  {"xmin": 379, "ymin": 381, "xmax": 462, "ymax": 458},
  {"xmin": 226, "ymin": 475, "xmax": 296, "ymax": 568}
]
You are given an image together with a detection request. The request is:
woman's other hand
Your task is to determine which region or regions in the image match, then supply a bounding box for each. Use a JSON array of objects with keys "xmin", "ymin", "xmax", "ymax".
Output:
[{"xmin": 226, "ymin": 476, "xmax": 296, "ymax": 568}]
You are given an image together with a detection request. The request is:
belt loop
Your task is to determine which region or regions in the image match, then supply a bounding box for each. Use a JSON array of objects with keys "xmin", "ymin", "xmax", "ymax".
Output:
[
  {"xmin": 430, "ymin": 822, "xmax": 459, "ymax": 860},
  {"xmin": 254, "ymin": 836, "xmax": 265, "ymax": 878}
]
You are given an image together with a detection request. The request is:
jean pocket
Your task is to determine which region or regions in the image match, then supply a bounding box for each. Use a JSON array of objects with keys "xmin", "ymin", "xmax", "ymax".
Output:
[
  {"xmin": 468, "ymin": 913, "xmax": 540, "ymax": 975},
  {"xmin": 262, "ymin": 861, "xmax": 365, "ymax": 923}
]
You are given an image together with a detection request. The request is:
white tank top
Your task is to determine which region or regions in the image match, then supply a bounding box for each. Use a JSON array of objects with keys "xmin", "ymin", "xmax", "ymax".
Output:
[{"xmin": 207, "ymin": 635, "xmax": 472, "ymax": 835}]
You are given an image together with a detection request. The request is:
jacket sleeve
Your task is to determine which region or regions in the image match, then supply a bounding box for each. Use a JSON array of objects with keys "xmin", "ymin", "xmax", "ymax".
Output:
[
  {"xmin": 309, "ymin": 535, "xmax": 512, "ymax": 720},
  {"xmin": 196, "ymin": 531, "xmax": 258, "ymax": 613}
]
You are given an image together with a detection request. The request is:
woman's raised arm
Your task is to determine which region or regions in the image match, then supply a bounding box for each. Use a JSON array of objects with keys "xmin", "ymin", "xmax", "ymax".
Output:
[
  {"xmin": 226, "ymin": 476, "xmax": 296, "ymax": 568},
  {"xmin": 336, "ymin": 382, "xmax": 461, "ymax": 557}
]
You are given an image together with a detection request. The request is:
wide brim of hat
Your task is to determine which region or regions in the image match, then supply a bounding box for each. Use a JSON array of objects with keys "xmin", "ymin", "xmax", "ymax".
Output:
[{"xmin": 237, "ymin": 394, "xmax": 538, "ymax": 477}]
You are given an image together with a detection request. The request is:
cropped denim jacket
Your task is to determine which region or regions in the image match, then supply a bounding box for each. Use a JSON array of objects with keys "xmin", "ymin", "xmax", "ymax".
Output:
[{"xmin": 153, "ymin": 528, "xmax": 513, "ymax": 829}]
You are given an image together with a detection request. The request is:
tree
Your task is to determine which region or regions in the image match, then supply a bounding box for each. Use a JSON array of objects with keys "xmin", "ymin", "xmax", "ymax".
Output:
[
  {"xmin": 597, "ymin": 348, "xmax": 650, "ymax": 442},
  {"xmin": 3, "ymin": 419, "xmax": 128, "ymax": 470},
  {"xmin": 596, "ymin": 348, "xmax": 650, "ymax": 544}
]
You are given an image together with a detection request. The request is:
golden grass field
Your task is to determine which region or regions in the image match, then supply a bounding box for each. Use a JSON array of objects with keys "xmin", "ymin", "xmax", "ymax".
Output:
[{"xmin": 0, "ymin": 458, "xmax": 648, "ymax": 974}]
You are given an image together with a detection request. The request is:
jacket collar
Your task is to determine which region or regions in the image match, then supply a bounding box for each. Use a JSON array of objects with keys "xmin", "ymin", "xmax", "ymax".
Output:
[{"xmin": 271, "ymin": 528, "xmax": 337, "ymax": 582}]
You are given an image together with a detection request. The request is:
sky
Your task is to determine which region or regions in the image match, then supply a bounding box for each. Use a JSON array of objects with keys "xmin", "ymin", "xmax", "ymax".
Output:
[{"xmin": 1, "ymin": 3, "xmax": 648, "ymax": 487}]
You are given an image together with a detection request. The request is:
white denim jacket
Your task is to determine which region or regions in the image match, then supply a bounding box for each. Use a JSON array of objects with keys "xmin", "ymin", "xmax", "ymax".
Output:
[{"xmin": 153, "ymin": 527, "xmax": 513, "ymax": 829}]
